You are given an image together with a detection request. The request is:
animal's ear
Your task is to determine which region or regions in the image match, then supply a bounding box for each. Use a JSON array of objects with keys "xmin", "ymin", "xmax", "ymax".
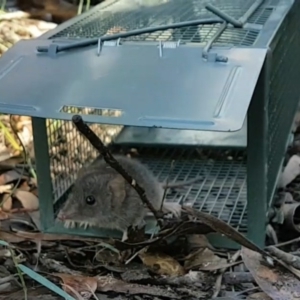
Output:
[{"xmin": 108, "ymin": 174, "xmax": 126, "ymax": 203}]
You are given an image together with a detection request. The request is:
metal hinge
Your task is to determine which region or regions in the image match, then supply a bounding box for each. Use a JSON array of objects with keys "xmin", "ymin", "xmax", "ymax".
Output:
[
  {"xmin": 158, "ymin": 40, "xmax": 181, "ymax": 57},
  {"xmin": 97, "ymin": 38, "xmax": 121, "ymax": 56}
]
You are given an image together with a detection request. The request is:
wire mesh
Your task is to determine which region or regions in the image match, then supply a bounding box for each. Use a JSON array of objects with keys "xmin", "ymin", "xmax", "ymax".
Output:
[
  {"xmin": 47, "ymin": 0, "xmax": 275, "ymax": 46},
  {"xmin": 132, "ymin": 147, "xmax": 247, "ymax": 232},
  {"xmin": 48, "ymin": 130, "xmax": 248, "ymax": 233},
  {"xmin": 46, "ymin": 120, "xmax": 123, "ymax": 203},
  {"xmin": 267, "ymin": 0, "xmax": 300, "ymax": 203}
]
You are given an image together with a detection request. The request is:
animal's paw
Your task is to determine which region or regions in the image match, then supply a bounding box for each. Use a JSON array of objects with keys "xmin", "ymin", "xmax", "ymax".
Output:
[{"xmin": 162, "ymin": 202, "xmax": 182, "ymax": 218}]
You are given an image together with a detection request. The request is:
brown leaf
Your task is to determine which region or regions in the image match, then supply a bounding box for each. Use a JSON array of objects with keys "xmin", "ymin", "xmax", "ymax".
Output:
[
  {"xmin": 95, "ymin": 249, "xmax": 120, "ymax": 265},
  {"xmin": 13, "ymin": 190, "xmax": 39, "ymax": 210},
  {"xmin": 0, "ymin": 210, "xmax": 9, "ymax": 220},
  {"xmin": 183, "ymin": 207, "xmax": 267, "ymax": 257},
  {"xmin": 0, "ymin": 170, "xmax": 24, "ymax": 185},
  {"xmin": 138, "ymin": 251, "xmax": 185, "ymax": 276},
  {"xmin": 184, "ymin": 248, "xmax": 229, "ymax": 271},
  {"xmin": 241, "ymin": 247, "xmax": 300, "ymax": 300},
  {"xmin": 247, "ymin": 292, "xmax": 272, "ymax": 300},
  {"xmin": 0, "ymin": 184, "xmax": 13, "ymax": 194},
  {"xmin": 54, "ymin": 273, "xmax": 97, "ymax": 300},
  {"xmin": 97, "ymin": 276, "xmax": 179, "ymax": 298},
  {"xmin": 187, "ymin": 234, "xmax": 213, "ymax": 251},
  {"xmin": 1, "ymin": 195, "xmax": 12, "ymax": 211}
]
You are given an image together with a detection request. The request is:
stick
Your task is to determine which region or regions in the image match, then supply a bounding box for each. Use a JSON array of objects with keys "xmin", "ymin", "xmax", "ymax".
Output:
[{"xmin": 72, "ymin": 115, "xmax": 162, "ymax": 220}]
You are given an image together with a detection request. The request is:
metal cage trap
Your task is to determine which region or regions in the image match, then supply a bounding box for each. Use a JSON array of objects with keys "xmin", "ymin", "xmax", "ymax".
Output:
[{"xmin": 0, "ymin": 0, "xmax": 300, "ymax": 248}]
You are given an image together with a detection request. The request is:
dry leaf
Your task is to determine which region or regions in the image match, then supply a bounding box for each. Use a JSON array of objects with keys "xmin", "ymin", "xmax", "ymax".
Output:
[
  {"xmin": 247, "ymin": 292, "xmax": 272, "ymax": 300},
  {"xmin": 0, "ymin": 184, "xmax": 13, "ymax": 194},
  {"xmin": 0, "ymin": 210, "xmax": 9, "ymax": 220},
  {"xmin": 187, "ymin": 234, "xmax": 213, "ymax": 251},
  {"xmin": 241, "ymin": 247, "xmax": 300, "ymax": 300},
  {"xmin": 0, "ymin": 249, "xmax": 11, "ymax": 258},
  {"xmin": 54, "ymin": 273, "xmax": 97, "ymax": 300},
  {"xmin": 0, "ymin": 170, "xmax": 23, "ymax": 185},
  {"xmin": 13, "ymin": 190, "xmax": 39, "ymax": 210},
  {"xmin": 95, "ymin": 249, "xmax": 119, "ymax": 265},
  {"xmin": 138, "ymin": 252, "xmax": 185, "ymax": 276},
  {"xmin": 97, "ymin": 276, "xmax": 179, "ymax": 298},
  {"xmin": 1, "ymin": 195, "xmax": 12, "ymax": 211},
  {"xmin": 27, "ymin": 210, "xmax": 41, "ymax": 231},
  {"xmin": 184, "ymin": 248, "xmax": 228, "ymax": 271}
]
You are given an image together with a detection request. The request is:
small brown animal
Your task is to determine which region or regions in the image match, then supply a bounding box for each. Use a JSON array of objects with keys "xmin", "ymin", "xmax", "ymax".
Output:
[{"xmin": 57, "ymin": 155, "xmax": 200, "ymax": 241}]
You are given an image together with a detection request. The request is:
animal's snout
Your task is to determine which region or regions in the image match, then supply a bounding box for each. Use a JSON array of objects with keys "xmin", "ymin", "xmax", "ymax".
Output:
[{"xmin": 57, "ymin": 211, "xmax": 67, "ymax": 221}]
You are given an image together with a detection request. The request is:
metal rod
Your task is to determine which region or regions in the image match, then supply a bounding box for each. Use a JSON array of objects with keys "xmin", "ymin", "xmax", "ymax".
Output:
[
  {"xmin": 202, "ymin": 22, "xmax": 227, "ymax": 60},
  {"xmin": 36, "ymin": 18, "xmax": 223, "ymax": 53},
  {"xmin": 206, "ymin": 0, "xmax": 265, "ymax": 28},
  {"xmin": 205, "ymin": 4, "xmax": 243, "ymax": 28},
  {"xmin": 203, "ymin": 0, "xmax": 265, "ymax": 61}
]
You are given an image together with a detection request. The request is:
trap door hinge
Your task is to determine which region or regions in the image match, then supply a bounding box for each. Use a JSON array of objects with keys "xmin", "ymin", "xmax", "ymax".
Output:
[
  {"xmin": 203, "ymin": 51, "xmax": 228, "ymax": 63},
  {"xmin": 158, "ymin": 40, "xmax": 181, "ymax": 58},
  {"xmin": 97, "ymin": 38, "xmax": 121, "ymax": 56}
]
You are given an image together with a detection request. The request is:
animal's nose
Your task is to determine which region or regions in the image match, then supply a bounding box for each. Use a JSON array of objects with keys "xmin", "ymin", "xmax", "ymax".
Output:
[{"xmin": 57, "ymin": 212, "xmax": 66, "ymax": 221}]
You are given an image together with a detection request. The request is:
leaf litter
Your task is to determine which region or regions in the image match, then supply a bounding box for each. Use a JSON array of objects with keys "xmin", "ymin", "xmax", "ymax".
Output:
[{"xmin": 3, "ymin": 124, "xmax": 300, "ymax": 300}]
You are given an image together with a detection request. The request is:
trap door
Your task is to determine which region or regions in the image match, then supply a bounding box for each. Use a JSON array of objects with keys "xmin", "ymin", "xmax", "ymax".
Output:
[{"xmin": 0, "ymin": 39, "xmax": 267, "ymax": 132}]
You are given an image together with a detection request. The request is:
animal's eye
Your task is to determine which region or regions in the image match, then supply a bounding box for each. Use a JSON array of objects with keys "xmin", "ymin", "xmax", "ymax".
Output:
[{"xmin": 85, "ymin": 195, "xmax": 96, "ymax": 205}]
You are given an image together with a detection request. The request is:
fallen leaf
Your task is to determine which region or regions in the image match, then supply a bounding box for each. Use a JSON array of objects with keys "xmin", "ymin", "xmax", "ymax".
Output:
[
  {"xmin": 138, "ymin": 251, "xmax": 185, "ymax": 276},
  {"xmin": 0, "ymin": 210, "xmax": 9, "ymax": 220},
  {"xmin": 187, "ymin": 234, "xmax": 214, "ymax": 251},
  {"xmin": 13, "ymin": 189, "xmax": 39, "ymax": 210},
  {"xmin": 18, "ymin": 180, "xmax": 31, "ymax": 191},
  {"xmin": 97, "ymin": 276, "xmax": 179, "ymax": 298},
  {"xmin": 0, "ymin": 170, "xmax": 24, "ymax": 185},
  {"xmin": 247, "ymin": 292, "xmax": 272, "ymax": 300},
  {"xmin": 0, "ymin": 249, "xmax": 10, "ymax": 258},
  {"xmin": 0, "ymin": 184, "xmax": 13, "ymax": 194},
  {"xmin": 184, "ymin": 248, "xmax": 228, "ymax": 271},
  {"xmin": 241, "ymin": 247, "xmax": 300, "ymax": 300},
  {"xmin": 182, "ymin": 207, "xmax": 268, "ymax": 257},
  {"xmin": 54, "ymin": 273, "xmax": 97, "ymax": 300},
  {"xmin": 1, "ymin": 195, "xmax": 12, "ymax": 210},
  {"xmin": 95, "ymin": 248, "xmax": 120, "ymax": 265},
  {"xmin": 27, "ymin": 210, "xmax": 41, "ymax": 231}
]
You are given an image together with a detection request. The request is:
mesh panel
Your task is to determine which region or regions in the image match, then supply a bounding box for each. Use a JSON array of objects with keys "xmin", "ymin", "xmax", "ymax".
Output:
[
  {"xmin": 267, "ymin": 1, "xmax": 300, "ymax": 202},
  {"xmin": 132, "ymin": 147, "xmax": 247, "ymax": 232},
  {"xmin": 49, "ymin": 128, "xmax": 248, "ymax": 233},
  {"xmin": 46, "ymin": 120, "xmax": 123, "ymax": 202},
  {"xmin": 48, "ymin": 0, "xmax": 274, "ymax": 46}
]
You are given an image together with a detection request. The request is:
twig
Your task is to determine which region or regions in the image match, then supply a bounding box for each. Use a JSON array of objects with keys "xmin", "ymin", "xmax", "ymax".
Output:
[
  {"xmin": 5, "ymin": 208, "xmax": 39, "ymax": 214},
  {"xmin": 222, "ymin": 272, "xmax": 254, "ymax": 284},
  {"xmin": 160, "ymin": 160, "xmax": 175, "ymax": 210},
  {"xmin": 267, "ymin": 236, "xmax": 300, "ymax": 249},
  {"xmin": 72, "ymin": 115, "xmax": 163, "ymax": 220},
  {"xmin": 212, "ymin": 250, "xmax": 241, "ymax": 298},
  {"xmin": 235, "ymin": 286, "xmax": 260, "ymax": 296}
]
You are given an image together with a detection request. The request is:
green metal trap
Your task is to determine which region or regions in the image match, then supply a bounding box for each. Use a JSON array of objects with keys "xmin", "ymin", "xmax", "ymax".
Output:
[{"xmin": 0, "ymin": 0, "xmax": 300, "ymax": 248}]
